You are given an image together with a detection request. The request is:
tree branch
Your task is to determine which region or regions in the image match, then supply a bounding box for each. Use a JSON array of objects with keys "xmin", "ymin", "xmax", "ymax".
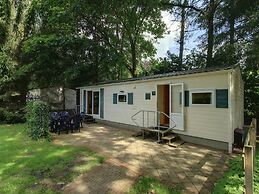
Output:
[{"xmin": 161, "ymin": 2, "xmax": 204, "ymax": 13}]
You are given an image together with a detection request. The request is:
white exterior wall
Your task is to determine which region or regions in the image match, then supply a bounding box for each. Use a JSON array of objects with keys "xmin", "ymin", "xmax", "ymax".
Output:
[{"xmin": 81, "ymin": 70, "xmax": 240, "ymax": 146}]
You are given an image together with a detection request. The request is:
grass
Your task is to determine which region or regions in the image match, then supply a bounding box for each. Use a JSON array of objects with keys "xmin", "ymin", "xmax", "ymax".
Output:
[
  {"xmin": 0, "ymin": 124, "xmax": 104, "ymax": 194},
  {"xmin": 128, "ymin": 177, "xmax": 181, "ymax": 194},
  {"xmin": 213, "ymin": 144, "xmax": 259, "ymax": 194}
]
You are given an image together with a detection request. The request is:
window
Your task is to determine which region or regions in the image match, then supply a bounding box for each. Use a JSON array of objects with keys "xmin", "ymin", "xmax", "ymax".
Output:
[
  {"xmin": 145, "ymin": 93, "xmax": 151, "ymax": 100},
  {"xmin": 93, "ymin": 91, "xmax": 99, "ymax": 114},
  {"xmin": 118, "ymin": 94, "xmax": 127, "ymax": 102},
  {"xmin": 190, "ymin": 91, "xmax": 214, "ymax": 105}
]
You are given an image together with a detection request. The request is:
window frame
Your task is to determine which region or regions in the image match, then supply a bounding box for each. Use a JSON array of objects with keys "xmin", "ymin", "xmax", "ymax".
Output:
[
  {"xmin": 118, "ymin": 94, "xmax": 127, "ymax": 103},
  {"xmin": 145, "ymin": 92, "xmax": 151, "ymax": 100},
  {"xmin": 190, "ymin": 89, "xmax": 215, "ymax": 106}
]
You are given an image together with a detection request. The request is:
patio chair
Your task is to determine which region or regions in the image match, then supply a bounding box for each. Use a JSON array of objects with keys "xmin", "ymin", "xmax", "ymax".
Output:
[
  {"xmin": 71, "ymin": 114, "xmax": 81, "ymax": 133},
  {"xmin": 50, "ymin": 112, "xmax": 59, "ymax": 132},
  {"xmin": 56, "ymin": 113, "xmax": 71, "ymax": 135},
  {"xmin": 80, "ymin": 112, "xmax": 85, "ymax": 127}
]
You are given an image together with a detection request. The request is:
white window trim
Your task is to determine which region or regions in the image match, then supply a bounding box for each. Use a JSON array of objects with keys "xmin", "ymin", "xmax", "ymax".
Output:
[
  {"xmin": 117, "ymin": 94, "xmax": 127, "ymax": 103},
  {"xmin": 145, "ymin": 92, "xmax": 151, "ymax": 100},
  {"xmin": 190, "ymin": 89, "xmax": 215, "ymax": 106}
]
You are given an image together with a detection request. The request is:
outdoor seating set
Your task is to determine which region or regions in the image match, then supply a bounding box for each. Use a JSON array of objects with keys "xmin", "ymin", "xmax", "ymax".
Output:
[{"xmin": 50, "ymin": 110, "xmax": 84, "ymax": 134}]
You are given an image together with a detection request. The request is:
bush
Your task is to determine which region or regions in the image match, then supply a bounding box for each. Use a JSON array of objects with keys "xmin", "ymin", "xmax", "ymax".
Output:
[
  {"xmin": 0, "ymin": 108, "xmax": 26, "ymax": 124},
  {"xmin": 26, "ymin": 101, "xmax": 51, "ymax": 141}
]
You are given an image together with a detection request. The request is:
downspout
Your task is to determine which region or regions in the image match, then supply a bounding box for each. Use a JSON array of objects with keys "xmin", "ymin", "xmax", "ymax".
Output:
[{"xmin": 228, "ymin": 70, "xmax": 234, "ymax": 153}]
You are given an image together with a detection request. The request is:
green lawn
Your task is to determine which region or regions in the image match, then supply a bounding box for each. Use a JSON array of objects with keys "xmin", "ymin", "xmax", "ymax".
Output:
[
  {"xmin": 0, "ymin": 124, "xmax": 104, "ymax": 194},
  {"xmin": 213, "ymin": 145, "xmax": 259, "ymax": 194},
  {"xmin": 128, "ymin": 177, "xmax": 181, "ymax": 194}
]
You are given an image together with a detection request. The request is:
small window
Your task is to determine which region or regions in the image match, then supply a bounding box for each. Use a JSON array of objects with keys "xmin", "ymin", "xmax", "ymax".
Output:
[
  {"xmin": 118, "ymin": 94, "xmax": 127, "ymax": 102},
  {"xmin": 145, "ymin": 93, "xmax": 151, "ymax": 100},
  {"xmin": 191, "ymin": 92, "xmax": 213, "ymax": 105}
]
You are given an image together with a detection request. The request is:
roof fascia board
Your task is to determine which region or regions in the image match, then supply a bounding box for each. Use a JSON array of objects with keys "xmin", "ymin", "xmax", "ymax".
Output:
[{"xmin": 77, "ymin": 69, "xmax": 231, "ymax": 89}]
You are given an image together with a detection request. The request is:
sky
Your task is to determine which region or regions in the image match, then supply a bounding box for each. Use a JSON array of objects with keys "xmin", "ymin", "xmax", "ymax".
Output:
[
  {"xmin": 154, "ymin": 11, "xmax": 201, "ymax": 59},
  {"xmin": 154, "ymin": 11, "xmax": 180, "ymax": 58}
]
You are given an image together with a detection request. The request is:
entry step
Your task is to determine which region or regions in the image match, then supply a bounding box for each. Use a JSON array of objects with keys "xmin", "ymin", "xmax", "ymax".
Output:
[
  {"xmin": 169, "ymin": 140, "xmax": 185, "ymax": 147},
  {"xmin": 162, "ymin": 134, "xmax": 177, "ymax": 141}
]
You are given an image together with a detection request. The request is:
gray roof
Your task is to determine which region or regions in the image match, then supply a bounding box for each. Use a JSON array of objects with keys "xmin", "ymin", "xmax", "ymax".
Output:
[{"xmin": 80, "ymin": 65, "xmax": 236, "ymax": 87}]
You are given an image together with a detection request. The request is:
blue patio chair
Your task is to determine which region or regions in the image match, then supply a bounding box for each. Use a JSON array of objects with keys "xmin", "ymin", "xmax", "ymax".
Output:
[
  {"xmin": 50, "ymin": 112, "xmax": 59, "ymax": 132},
  {"xmin": 80, "ymin": 112, "xmax": 85, "ymax": 127},
  {"xmin": 71, "ymin": 114, "xmax": 81, "ymax": 133},
  {"xmin": 56, "ymin": 111, "xmax": 72, "ymax": 134},
  {"xmin": 56, "ymin": 113, "xmax": 71, "ymax": 135}
]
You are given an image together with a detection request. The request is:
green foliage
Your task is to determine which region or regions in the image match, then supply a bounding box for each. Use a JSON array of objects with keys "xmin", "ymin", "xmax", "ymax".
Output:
[
  {"xmin": 22, "ymin": 34, "xmax": 90, "ymax": 88},
  {"xmin": 128, "ymin": 177, "xmax": 181, "ymax": 194},
  {"xmin": 0, "ymin": 107, "xmax": 25, "ymax": 124},
  {"xmin": 22, "ymin": 0, "xmax": 167, "ymax": 84},
  {"xmin": 0, "ymin": 123, "xmax": 104, "ymax": 193},
  {"xmin": 0, "ymin": 50, "xmax": 14, "ymax": 85},
  {"xmin": 26, "ymin": 101, "xmax": 51, "ymax": 141},
  {"xmin": 0, "ymin": 22, "xmax": 7, "ymax": 46},
  {"xmin": 213, "ymin": 149, "xmax": 259, "ymax": 194},
  {"xmin": 150, "ymin": 51, "xmax": 188, "ymax": 75},
  {"xmin": 0, "ymin": 0, "xmax": 32, "ymax": 110},
  {"xmin": 0, "ymin": 0, "xmax": 258, "ymax": 119}
]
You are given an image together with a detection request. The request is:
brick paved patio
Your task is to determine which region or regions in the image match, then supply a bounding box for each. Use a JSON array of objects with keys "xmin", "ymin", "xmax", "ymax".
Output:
[{"xmin": 54, "ymin": 123, "xmax": 231, "ymax": 194}]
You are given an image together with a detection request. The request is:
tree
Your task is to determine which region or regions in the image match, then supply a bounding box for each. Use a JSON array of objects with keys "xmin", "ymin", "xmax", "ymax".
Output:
[
  {"xmin": 170, "ymin": 0, "xmax": 197, "ymax": 66},
  {"xmin": 178, "ymin": 0, "xmax": 188, "ymax": 66},
  {"xmin": 150, "ymin": 51, "xmax": 188, "ymax": 74},
  {"xmin": 23, "ymin": 0, "xmax": 167, "ymax": 88},
  {"xmin": 0, "ymin": 0, "xmax": 32, "ymax": 106},
  {"xmin": 84, "ymin": 0, "xmax": 167, "ymax": 77}
]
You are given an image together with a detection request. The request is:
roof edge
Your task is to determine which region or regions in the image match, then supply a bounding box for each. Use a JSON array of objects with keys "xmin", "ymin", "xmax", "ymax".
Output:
[{"xmin": 76, "ymin": 65, "xmax": 237, "ymax": 89}]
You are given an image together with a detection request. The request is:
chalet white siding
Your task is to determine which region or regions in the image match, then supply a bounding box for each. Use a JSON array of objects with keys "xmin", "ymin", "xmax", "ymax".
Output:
[{"xmin": 79, "ymin": 68, "xmax": 243, "ymax": 151}]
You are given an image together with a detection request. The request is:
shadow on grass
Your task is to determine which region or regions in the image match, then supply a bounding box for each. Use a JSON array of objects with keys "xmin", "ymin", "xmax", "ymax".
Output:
[{"xmin": 0, "ymin": 124, "xmax": 104, "ymax": 194}]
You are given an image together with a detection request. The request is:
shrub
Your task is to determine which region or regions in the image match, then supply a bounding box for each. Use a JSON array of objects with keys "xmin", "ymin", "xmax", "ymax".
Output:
[
  {"xmin": 0, "ymin": 108, "xmax": 26, "ymax": 124},
  {"xmin": 26, "ymin": 101, "xmax": 51, "ymax": 141}
]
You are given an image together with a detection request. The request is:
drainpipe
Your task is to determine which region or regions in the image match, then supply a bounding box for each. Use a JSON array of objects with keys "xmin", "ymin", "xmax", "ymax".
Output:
[{"xmin": 228, "ymin": 70, "xmax": 234, "ymax": 153}]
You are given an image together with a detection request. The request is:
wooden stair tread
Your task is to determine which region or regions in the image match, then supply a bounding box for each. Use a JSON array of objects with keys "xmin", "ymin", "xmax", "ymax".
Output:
[
  {"xmin": 169, "ymin": 140, "xmax": 185, "ymax": 147},
  {"xmin": 162, "ymin": 135, "xmax": 177, "ymax": 140}
]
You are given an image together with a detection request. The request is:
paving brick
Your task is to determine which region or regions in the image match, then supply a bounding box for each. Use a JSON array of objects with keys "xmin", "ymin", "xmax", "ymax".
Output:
[{"xmin": 54, "ymin": 123, "xmax": 231, "ymax": 194}]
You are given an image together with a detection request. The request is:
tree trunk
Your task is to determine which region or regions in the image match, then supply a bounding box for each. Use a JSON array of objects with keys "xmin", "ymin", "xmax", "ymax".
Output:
[
  {"xmin": 206, "ymin": 0, "xmax": 215, "ymax": 67},
  {"xmin": 229, "ymin": 0, "xmax": 235, "ymax": 45},
  {"xmin": 130, "ymin": 40, "xmax": 137, "ymax": 77},
  {"xmin": 62, "ymin": 86, "xmax": 65, "ymax": 110},
  {"xmin": 179, "ymin": 0, "xmax": 187, "ymax": 67},
  {"xmin": 229, "ymin": 0, "xmax": 235, "ymax": 65}
]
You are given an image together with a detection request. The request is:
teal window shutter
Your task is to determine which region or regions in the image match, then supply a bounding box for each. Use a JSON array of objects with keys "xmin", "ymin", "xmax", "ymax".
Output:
[
  {"xmin": 128, "ymin": 93, "xmax": 133, "ymax": 105},
  {"xmin": 113, "ymin": 93, "xmax": 117, "ymax": 104},
  {"xmin": 184, "ymin": 91, "xmax": 189, "ymax": 107},
  {"xmin": 216, "ymin": 89, "xmax": 228, "ymax": 108}
]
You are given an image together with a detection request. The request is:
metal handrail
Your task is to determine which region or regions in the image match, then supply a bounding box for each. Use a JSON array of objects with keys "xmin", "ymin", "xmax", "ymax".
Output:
[{"xmin": 131, "ymin": 110, "xmax": 176, "ymax": 131}]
